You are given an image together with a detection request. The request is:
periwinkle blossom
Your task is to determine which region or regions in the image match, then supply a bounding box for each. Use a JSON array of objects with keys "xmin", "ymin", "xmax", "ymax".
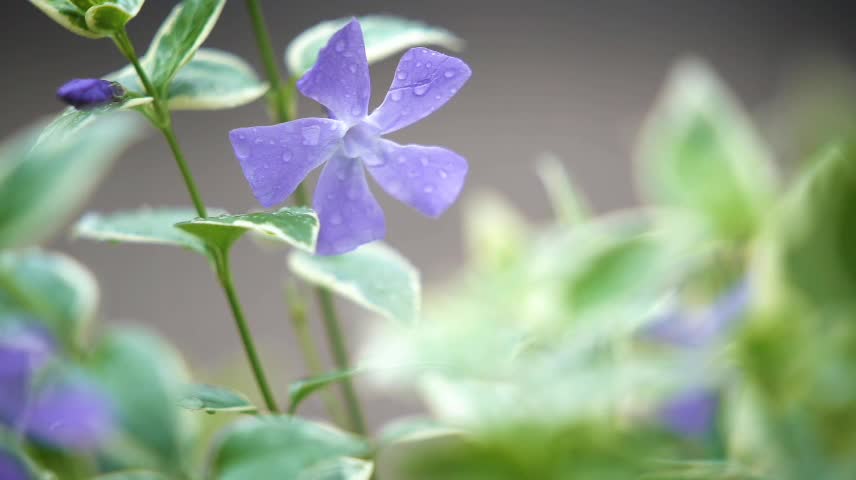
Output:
[
  {"xmin": 0, "ymin": 449, "xmax": 30, "ymax": 480},
  {"xmin": 56, "ymin": 78, "xmax": 124, "ymax": 110},
  {"xmin": 0, "ymin": 323, "xmax": 114, "ymax": 450},
  {"xmin": 230, "ymin": 20, "xmax": 472, "ymax": 255}
]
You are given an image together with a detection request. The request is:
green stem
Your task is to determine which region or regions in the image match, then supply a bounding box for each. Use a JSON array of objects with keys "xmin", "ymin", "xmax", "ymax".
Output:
[
  {"xmin": 242, "ymin": 0, "xmax": 369, "ymax": 433},
  {"xmin": 216, "ymin": 252, "xmax": 280, "ymax": 413},
  {"xmin": 317, "ymin": 288, "xmax": 367, "ymax": 434},
  {"xmin": 112, "ymin": 28, "xmax": 279, "ymax": 412},
  {"xmin": 285, "ymin": 282, "xmax": 348, "ymax": 424}
]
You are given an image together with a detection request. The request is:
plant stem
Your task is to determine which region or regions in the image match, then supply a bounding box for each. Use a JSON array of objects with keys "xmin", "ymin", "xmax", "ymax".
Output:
[
  {"xmin": 112, "ymin": 28, "xmax": 279, "ymax": 412},
  {"xmin": 216, "ymin": 253, "xmax": 280, "ymax": 412},
  {"xmin": 317, "ymin": 288, "xmax": 367, "ymax": 434},
  {"xmin": 242, "ymin": 0, "xmax": 369, "ymax": 433}
]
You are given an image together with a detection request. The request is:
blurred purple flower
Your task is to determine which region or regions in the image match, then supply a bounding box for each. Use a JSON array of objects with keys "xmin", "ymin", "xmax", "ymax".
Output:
[
  {"xmin": 56, "ymin": 78, "xmax": 124, "ymax": 109},
  {"xmin": 0, "ymin": 449, "xmax": 30, "ymax": 480},
  {"xmin": 0, "ymin": 324, "xmax": 114, "ymax": 450},
  {"xmin": 230, "ymin": 19, "xmax": 472, "ymax": 255},
  {"xmin": 659, "ymin": 389, "xmax": 719, "ymax": 438}
]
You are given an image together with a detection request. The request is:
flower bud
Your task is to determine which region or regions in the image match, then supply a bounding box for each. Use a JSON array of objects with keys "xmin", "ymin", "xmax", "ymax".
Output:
[{"xmin": 56, "ymin": 79, "xmax": 125, "ymax": 110}]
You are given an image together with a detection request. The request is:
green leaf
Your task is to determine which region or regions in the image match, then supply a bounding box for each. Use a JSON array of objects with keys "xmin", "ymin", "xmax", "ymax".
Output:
[
  {"xmin": 377, "ymin": 417, "xmax": 463, "ymax": 448},
  {"xmin": 0, "ymin": 112, "xmax": 144, "ymax": 248},
  {"xmin": 74, "ymin": 207, "xmax": 213, "ymax": 255},
  {"xmin": 176, "ymin": 207, "xmax": 319, "ymax": 254},
  {"xmin": 209, "ymin": 415, "xmax": 371, "ymax": 480},
  {"xmin": 297, "ymin": 458, "xmax": 374, "ymax": 480},
  {"xmin": 144, "ymin": 0, "xmax": 227, "ymax": 92},
  {"xmin": 286, "ymin": 15, "xmax": 463, "ymax": 76},
  {"xmin": 289, "ymin": 243, "xmax": 420, "ymax": 324},
  {"xmin": 179, "ymin": 384, "xmax": 257, "ymax": 414},
  {"xmin": 37, "ymin": 97, "xmax": 153, "ymax": 146},
  {"xmin": 93, "ymin": 471, "xmax": 169, "ymax": 480},
  {"xmin": 0, "ymin": 250, "xmax": 98, "ymax": 349},
  {"xmin": 29, "ymin": 0, "xmax": 144, "ymax": 38},
  {"xmin": 463, "ymin": 191, "xmax": 528, "ymax": 272},
  {"xmin": 110, "ymin": 49, "xmax": 266, "ymax": 111},
  {"xmin": 776, "ymin": 141, "xmax": 856, "ymax": 313},
  {"xmin": 89, "ymin": 329, "xmax": 198, "ymax": 474},
  {"xmin": 535, "ymin": 152, "xmax": 589, "ymax": 225},
  {"xmin": 288, "ymin": 369, "xmax": 362, "ymax": 415},
  {"xmin": 637, "ymin": 58, "xmax": 778, "ymax": 242}
]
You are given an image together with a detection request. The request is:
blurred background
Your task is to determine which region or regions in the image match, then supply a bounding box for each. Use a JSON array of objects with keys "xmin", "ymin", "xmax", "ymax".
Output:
[{"xmin": 4, "ymin": 0, "xmax": 856, "ymax": 426}]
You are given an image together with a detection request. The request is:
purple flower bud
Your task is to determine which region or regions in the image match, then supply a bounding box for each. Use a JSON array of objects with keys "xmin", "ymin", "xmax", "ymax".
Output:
[
  {"xmin": 56, "ymin": 79, "xmax": 124, "ymax": 110},
  {"xmin": 659, "ymin": 388, "xmax": 720, "ymax": 438}
]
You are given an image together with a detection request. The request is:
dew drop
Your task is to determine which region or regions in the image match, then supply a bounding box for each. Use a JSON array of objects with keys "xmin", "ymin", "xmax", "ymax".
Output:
[
  {"xmin": 423, "ymin": 185, "xmax": 435, "ymax": 193},
  {"xmin": 233, "ymin": 143, "xmax": 250, "ymax": 160},
  {"xmin": 419, "ymin": 157, "xmax": 428, "ymax": 166},
  {"xmin": 407, "ymin": 169, "xmax": 420, "ymax": 178},
  {"xmin": 268, "ymin": 139, "xmax": 276, "ymax": 145},
  {"xmin": 413, "ymin": 83, "xmax": 430, "ymax": 96},
  {"xmin": 336, "ymin": 169, "xmax": 347, "ymax": 181},
  {"xmin": 439, "ymin": 169, "xmax": 448, "ymax": 179},
  {"xmin": 397, "ymin": 156, "xmax": 407, "ymax": 164},
  {"xmin": 301, "ymin": 125, "xmax": 321, "ymax": 145},
  {"xmin": 348, "ymin": 64, "xmax": 356, "ymax": 73},
  {"xmin": 416, "ymin": 62, "xmax": 422, "ymax": 67},
  {"xmin": 434, "ymin": 94, "xmax": 442, "ymax": 100},
  {"xmin": 426, "ymin": 62, "xmax": 432, "ymax": 68},
  {"xmin": 444, "ymin": 70, "xmax": 456, "ymax": 78},
  {"xmin": 281, "ymin": 150, "xmax": 292, "ymax": 163},
  {"xmin": 335, "ymin": 40, "xmax": 346, "ymax": 52},
  {"xmin": 254, "ymin": 137, "xmax": 264, "ymax": 145},
  {"xmin": 330, "ymin": 214, "xmax": 343, "ymax": 225},
  {"xmin": 450, "ymin": 88, "xmax": 458, "ymax": 94},
  {"xmin": 351, "ymin": 105, "xmax": 362, "ymax": 117},
  {"xmin": 397, "ymin": 71, "xmax": 407, "ymax": 80},
  {"xmin": 390, "ymin": 90, "xmax": 403, "ymax": 102}
]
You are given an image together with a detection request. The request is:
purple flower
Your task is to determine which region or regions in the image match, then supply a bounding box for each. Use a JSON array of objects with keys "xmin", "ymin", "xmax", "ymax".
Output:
[
  {"xmin": 0, "ymin": 324, "xmax": 114, "ymax": 450},
  {"xmin": 0, "ymin": 449, "xmax": 31, "ymax": 480},
  {"xmin": 230, "ymin": 20, "xmax": 472, "ymax": 255},
  {"xmin": 659, "ymin": 388, "xmax": 719, "ymax": 438},
  {"xmin": 56, "ymin": 79, "xmax": 124, "ymax": 109}
]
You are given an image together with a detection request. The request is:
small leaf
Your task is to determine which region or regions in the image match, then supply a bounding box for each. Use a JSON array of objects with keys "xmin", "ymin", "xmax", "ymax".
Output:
[
  {"xmin": 637, "ymin": 58, "xmax": 778, "ymax": 242},
  {"xmin": 287, "ymin": 15, "xmax": 463, "ymax": 76},
  {"xmin": 179, "ymin": 384, "xmax": 257, "ymax": 414},
  {"xmin": 377, "ymin": 417, "xmax": 463, "ymax": 448},
  {"xmin": 74, "ymin": 207, "xmax": 215, "ymax": 255},
  {"xmin": 144, "ymin": 0, "xmax": 227, "ymax": 91},
  {"xmin": 289, "ymin": 369, "xmax": 362, "ymax": 415},
  {"xmin": 0, "ymin": 112, "xmax": 144, "ymax": 248},
  {"xmin": 37, "ymin": 97, "xmax": 153, "ymax": 146},
  {"xmin": 93, "ymin": 472, "xmax": 169, "ymax": 480},
  {"xmin": 289, "ymin": 243, "xmax": 420, "ymax": 324},
  {"xmin": 110, "ymin": 49, "xmax": 267, "ymax": 111},
  {"xmin": 0, "ymin": 249, "xmax": 98, "ymax": 350},
  {"xmin": 535, "ymin": 152, "xmax": 589, "ymax": 225},
  {"xmin": 29, "ymin": 0, "xmax": 101, "ymax": 38},
  {"xmin": 88, "ymin": 329, "xmax": 198, "ymax": 474},
  {"xmin": 297, "ymin": 458, "xmax": 374, "ymax": 480},
  {"xmin": 209, "ymin": 415, "xmax": 370, "ymax": 480},
  {"xmin": 29, "ymin": 0, "xmax": 145, "ymax": 38},
  {"xmin": 85, "ymin": 4, "xmax": 133, "ymax": 35},
  {"xmin": 176, "ymin": 207, "xmax": 319, "ymax": 254}
]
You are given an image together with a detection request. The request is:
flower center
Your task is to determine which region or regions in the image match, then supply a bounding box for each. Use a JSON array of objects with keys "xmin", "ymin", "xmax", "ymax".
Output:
[{"xmin": 342, "ymin": 121, "xmax": 382, "ymax": 165}]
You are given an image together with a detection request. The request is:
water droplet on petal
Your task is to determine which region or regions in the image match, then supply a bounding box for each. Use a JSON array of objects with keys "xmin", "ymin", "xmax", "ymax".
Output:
[
  {"xmin": 268, "ymin": 139, "xmax": 275, "ymax": 145},
  {"xmin": 426, "ymin": 62, "xmax": 432, "ymax": 68},
  {"xmin": 397, "ymin": 71, "xmax": 407, "ymax": 80},
  {"xmin": 423, "ymin": 185, "xmax": 435, "ymax": 193},
  {"xmin": 282, "ymin": 150, "xmax": 292, "ymax": 162},
  {"xmin": 301, "ymin": 125, "xmax": 321, "ymax": 145},
  {"xmin": 407, "ymin": 169, "xmax": 420, "ymax": 178},
  {"xmin": 439, "ymin": 169, "xmax": 448, "ymax": 179},
  {"xmin": 416, "ymin": 62, "xmax": 422, "ymax": 67},
  {"xmin": 234, "ymin": 143, "xmax": 250, "ymax": 160},
  {"xmin": 336, "ymin": 169, "xmax": 347, "ymax": 181},
  {"xmin": 413, "ymin": 84, "xmax": 430, "ymax": 96},
  {"xmin": 348, "ymin": 64, "xmax": 356, "ymax": 73},
  {"xmin": 351, "ymin": 105, "xmax": 362, "ymax": 117},
  {"xmin": 254, "ymin": 137, "xmax": 264, "ymax": 145},
  {"xmin": 444, "ymin": 70, "xmax": 456, "ymax": 78},
  {"xmin": 390, "ymin": 90, "xmax": 402, "ymax": 102},
  {"xmin": 330, "ymin": 214, "xmax": 343, "ymax": 225},
  {"xmin": 397, "ymin": 156, "xmax": 407, "ymax": 164},
  {"xmin": 335, "ymin": 40, "xmax": 346, "ymax": 52},
  {"xmin": 419, "ymin": 157, "xmax": 428, "ymax": 166},
  {"xmin": 450, "ymin": 88, "xmax": 458, "ymax": 94}
]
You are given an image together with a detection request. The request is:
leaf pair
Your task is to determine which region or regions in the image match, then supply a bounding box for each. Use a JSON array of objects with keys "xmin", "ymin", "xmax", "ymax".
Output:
[{"xmin": 30, "ymin": 0, "xmax": 145, "ymax": 38}]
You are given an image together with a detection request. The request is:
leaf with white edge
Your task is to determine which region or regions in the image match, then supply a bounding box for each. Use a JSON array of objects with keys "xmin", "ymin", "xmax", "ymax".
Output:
[
  {"xmin": 209, "ymin": 415, "xmax": 370, "ymax": 480},
  {"xmin": 29, "ymin": 0, "xmax": 101, "ymax": 38},
  {"xmin": 37, "ymin": 97, "xmax": 152, "ymax": 147},
  {"xmin": 89, "ymin": 329, "xmax": 198, "ymax": 474},
  {"xmin": 30, "ymin": 0, "xmax": 145, "ymax": 38},
  {"xmin": 289, "ymin": 243, "xmax": 420, "ymax": 324},
  {"xmin": 377, "ymin": 417, "xmax": 463, "ymax": 448},
  {"xmin": 144, "ymin": 0, "xmax": 227, "ymax": 92},
  {"xmin": 74, "ymin": 207, "xmax": 220, "ymax": 255},
  {"xmin": 0, "ymin": 249, "xmax": 98, "ymax": 350},
  {"xmin": 179, "ymin": 384, "xmax": 257, "ymax": 414},
  {"xmin": 289, "ymin": 369, "xmax": 362, "ymax": 414},
  {"xmin": 109, "ymin": 49, "xmax": 267, "ymax": 111},
  {"xmin": 297, "ymin": 458, "xmax": 374, "ymax": 480},
  {"xmin": 176, "ymin": 207, "xmax": 319, "ymax": 254},
  {"xmin": 637, "ymin": 58, "xmax": 778, "ymax": 242},
  {"xmin": 0, "ymin": 113, "xmax": 144, "ymax": 248},
  {"xmin": 286, "ymin": 15, "xmax": 463, "ymax": 76},
  {"xmin": 536, "ymin": 152, "xmax": 589, "ymax": 225},
  {"xmin": 93, "ymin": 471, "xmax": 170, "ymax": 480}
]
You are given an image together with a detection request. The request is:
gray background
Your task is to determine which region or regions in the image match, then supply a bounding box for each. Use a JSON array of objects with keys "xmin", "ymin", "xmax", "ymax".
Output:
[{"xmin": 4, "ymin": 0, "xmax": 856, "ymax": 425}]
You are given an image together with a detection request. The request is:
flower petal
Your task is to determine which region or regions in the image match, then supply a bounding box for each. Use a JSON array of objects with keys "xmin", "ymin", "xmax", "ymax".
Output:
[
  {"xmin": 23, "ymin": 380, "xmax": 114, "ymax": 450},
  {"xmin": 368, "ymin": 47, "xmax": 471, "ymax": 134},
  {"xmin": 230, "ymin": 118, "xmax": 346, "ymax": 208},
  {"xmin": 297, "ymin": 19, "xmax": 372, "ymax": 125},
  {"xmin": 314, "ymin": 151, "xmax": 385, "ymax": 255},
  {"xmin": 367, "ymin": 139, "xmax": 468, "ymax": 217}
]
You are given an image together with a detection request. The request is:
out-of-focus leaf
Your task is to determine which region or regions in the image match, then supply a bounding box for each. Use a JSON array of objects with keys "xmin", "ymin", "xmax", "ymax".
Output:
[
  {"xmin": 637, "ymin": 58, "xmax": 777, "ymax": 242},
  {"xmin": 88, "ymin": 329, "xmax": 197, "ymax": 474},
  {"xmin": 93, "ymin": 472, "xmax": 169, "ymax": 480},
  {"xmin": 288, "ymin": 369, "xmax": 362, "ymax": 414},
  {"xmin": 179, "ymin": 384, "xmax": 257, "ymax": 414},
  {"xmin": 0, "ymin": 250, "xmax": 98, "ymax": 350},
  {"xmin": 143, "ymin": 0, "xmax": 227, "ymax": 92},
  {"xmin": 176, "ymin": 207, "xmax": 318, "ymax": 254},
  {"xmin": 536, "ymin": 153, "xmax": 589, "ymax": 226},
  {"xmin": 0, "ymin": 113, "xmax": 144, "ymax": 248},
  {"xmin": 208, "ymin": 415, "xmax": 370, "ymax": 480},
  {"xmin": 286, "ymin": 15, "xmax": 463, "ymax": 76},
  {"xmin": 463, "ymin": 191, "xmax": 528, "ymax": 272},
  {"xmin": 289, "ymin": 243, "xmax": 420, "ymax": 324},
  {"xmin": 74, "ymin": 208, "xmax": 212, "ymax": 255},
  {"xmin": 297, "ymin": 458, "xmax": 373, "ymax": 480},
  {"xmin": 377, "ymin": 417, "xmax": 463, "ymax": 448}
]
